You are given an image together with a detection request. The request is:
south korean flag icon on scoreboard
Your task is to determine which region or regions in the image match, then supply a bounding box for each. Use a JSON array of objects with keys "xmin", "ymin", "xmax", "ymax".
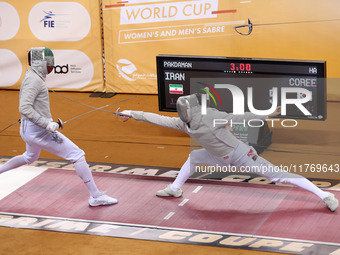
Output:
[{"xmin": 298, "ymin": 91, "xmax": 312, "ymax": 101}]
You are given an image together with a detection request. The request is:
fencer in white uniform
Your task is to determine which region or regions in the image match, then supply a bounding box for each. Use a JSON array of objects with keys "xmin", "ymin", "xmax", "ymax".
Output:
[
  {"xmin": 122, "ymin": 94, "xmax": 338, "ymax": 211},
  {"xmin": 0, "ymin": 47, "xmax": 117, "ymax": 206}
]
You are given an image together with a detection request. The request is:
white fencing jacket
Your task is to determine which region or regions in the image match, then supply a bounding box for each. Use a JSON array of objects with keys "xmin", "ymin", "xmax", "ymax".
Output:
[{"xmin": 19, "ymin": 69, "xmax": 52, "ymax": 129}]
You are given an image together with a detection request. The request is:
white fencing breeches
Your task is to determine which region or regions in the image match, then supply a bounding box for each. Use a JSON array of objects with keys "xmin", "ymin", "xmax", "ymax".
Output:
[
  {"xmin": 171, "ymin": 143, "xmax": 327, "ymax": 199},
  {"xmin": 20, "ymin": 119, "xmax": 84, "ymax": 164}
]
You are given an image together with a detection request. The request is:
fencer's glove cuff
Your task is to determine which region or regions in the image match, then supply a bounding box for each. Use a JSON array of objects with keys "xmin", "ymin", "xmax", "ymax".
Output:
[
  {"xmin": 121, "ymin": 110, "xmax": 132, "ymax": 118},
  {"xmin": 120, "ymin": 110, "xmax": 144, "ymax": 121},
  {"xmin": 131, "ymin": 111, "xmax": 144, "ymax": 121},
  {"xmin": 46, "ymin": 121, "xmax": 60, "ymax": 132}
]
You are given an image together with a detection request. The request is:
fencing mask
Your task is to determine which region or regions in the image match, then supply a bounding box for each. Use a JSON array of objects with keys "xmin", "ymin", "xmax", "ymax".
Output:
[
  {"xmin": 28, "ymin": 47, "xmax": 54, "ymax": 78},
  {"xmin": 176, "ymin": 94, "xmax": 201, "ymax": 123}
]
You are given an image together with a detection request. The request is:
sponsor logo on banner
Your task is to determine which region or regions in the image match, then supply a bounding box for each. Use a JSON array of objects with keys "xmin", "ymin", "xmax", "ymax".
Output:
[
  {"xmin": 116, "ymin": 59, "xmax": 157, "ymax": 82},
  {"xmin": 40, "ymin": 11, "xmax": 57, "ymax": 27},
  {"xmin": 120, "ymin": 0, "xmax": 218, "ymax": 25},
  {"xmin": 0, "ymin": 49, "xmax": 22, "ymax": 87},
  {"xmin": 169, "ymin": 84, "xmax": 183, "ymax": 94},
  {"xmin": 46, "ymin": 50, "xmax": 93, "ymax": 89},
  {"xmin": 116, "ymin": 59, "xmax": 137, "ymax": 81},
  {"xmin": 54, "ymin": 64, "xmax": 69, "ymax": 74},
  {"xmin": 0, "ymin": 2, "xmax": 20, "ymax": 40},
  {"xmin": 29, "ymin": 2, "xmax": 91, "ymax": 41}
]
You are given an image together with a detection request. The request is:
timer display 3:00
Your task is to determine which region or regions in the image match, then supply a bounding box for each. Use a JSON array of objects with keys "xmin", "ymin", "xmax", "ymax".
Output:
[{"xmin": 229, "ymin": 63, "xmax": 252, "ymax": 71}]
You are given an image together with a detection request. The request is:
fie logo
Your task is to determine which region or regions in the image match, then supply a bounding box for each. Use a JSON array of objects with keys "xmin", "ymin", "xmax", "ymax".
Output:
[{"xmin": 40, "ymin": 11, "xmax": 56, "ymax": 28}]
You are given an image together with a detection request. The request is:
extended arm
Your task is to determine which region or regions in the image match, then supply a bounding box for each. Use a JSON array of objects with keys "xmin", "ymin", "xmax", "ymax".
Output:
[{"xmin": 122, "ymin": 110, "xmax": 186, "ymax": 132}]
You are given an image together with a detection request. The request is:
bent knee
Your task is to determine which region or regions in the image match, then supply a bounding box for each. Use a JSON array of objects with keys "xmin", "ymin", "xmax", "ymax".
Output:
[
  {"xmin": 23, "ymin": 152, "xmax": 40, "ymax": 164},
  {"xmin": 67, "ymin": 149, "xmax": 85, "ymax": 164},
  {"xmin": 190, "ymin": 149, "xmax": 206, "ymax": 162},
  {"xmin": 73, "ymin": 155, "xmax": 86, "ymax": 165}
]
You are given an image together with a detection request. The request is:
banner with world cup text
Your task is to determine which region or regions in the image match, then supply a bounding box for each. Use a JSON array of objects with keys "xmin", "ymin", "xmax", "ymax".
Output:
[{"xmin": 102, "ymin": 0, "xmax": 340, "ymax": 98}]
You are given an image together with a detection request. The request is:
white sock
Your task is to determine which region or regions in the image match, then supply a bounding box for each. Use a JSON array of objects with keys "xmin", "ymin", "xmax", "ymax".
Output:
[
  {"xmin": 0, "ymin": 155, "xmax": 27, "ymax": 174},
  {"xmin": 253, "ymin": 156, "xmax": 328, "ymax": 200},
  {"xmin": 288, "ymin": 178, "xmax": 328, "ymax": 200},
  {"xmin": 73, "ymin": 156, "xmax": 101, "ymax": 198},
  {"xmin": 171, "ymin": 157, "xmax": 191, "ymax": 191}
]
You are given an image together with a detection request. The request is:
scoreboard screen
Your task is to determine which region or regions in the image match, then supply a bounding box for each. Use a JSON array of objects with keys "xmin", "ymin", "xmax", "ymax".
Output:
[{"xmin": 156, "ymin": 55, "xmax": 326, "ymax": 120}]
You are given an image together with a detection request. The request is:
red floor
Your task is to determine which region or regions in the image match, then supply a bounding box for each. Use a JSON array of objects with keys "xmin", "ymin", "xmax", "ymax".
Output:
[{"xmin": 0, "ymin": 169, "xmax": 339, "ymax": 243}]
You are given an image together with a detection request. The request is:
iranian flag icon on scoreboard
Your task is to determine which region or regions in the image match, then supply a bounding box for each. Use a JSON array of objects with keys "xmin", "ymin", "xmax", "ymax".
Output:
[{"xmin": 169, "ymin": 84, "xmax": 183, "ymax": 94}]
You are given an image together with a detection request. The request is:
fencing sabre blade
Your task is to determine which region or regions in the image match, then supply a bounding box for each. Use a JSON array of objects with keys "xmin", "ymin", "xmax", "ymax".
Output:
[
  {"xmin": 234, "ymin": 18, "xmax": 340, "ymax": 35},
  {"xmin": 50, "ymin": 89, "xmax": 120, "ymax": 114},
  {"xmin": 62, "ymin": 96, "xmax": 137, "ymax": 126},
  {"xmin": 0, "ymin": 119, "xmax": 21, "ymax": 134},
  {"xmin": 0, "ymin": 96, "xmax": 137, "ymax": 134}
]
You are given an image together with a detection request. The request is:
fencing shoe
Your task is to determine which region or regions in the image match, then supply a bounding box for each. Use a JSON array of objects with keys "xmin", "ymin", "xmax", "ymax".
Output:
[
  {"xmin": 89, "ymin": 192, "xmax": 118, "ymax": 206},
  {"xmin": 323, "ymin": 192, "xmax": 338, "ymax": 212},
  {"xmin": 156, "ymin": 184, "xmax": 183, "ymax": 197}
]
